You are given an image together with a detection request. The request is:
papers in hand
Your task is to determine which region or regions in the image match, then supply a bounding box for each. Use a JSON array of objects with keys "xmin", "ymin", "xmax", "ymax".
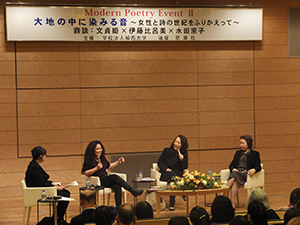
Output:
[
  {"xmin": 64, "ymin": 180, "xmax": 79, "ymax": 188},
  {"xmin": 58, "ymin": 196, "xmax": 76, "ymax": 201}
]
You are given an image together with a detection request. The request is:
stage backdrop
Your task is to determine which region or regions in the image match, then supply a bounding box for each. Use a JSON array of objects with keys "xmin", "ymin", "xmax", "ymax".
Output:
[{"xmin": 6, "ymin": 6, "xmax": 263, "ymax": 41}]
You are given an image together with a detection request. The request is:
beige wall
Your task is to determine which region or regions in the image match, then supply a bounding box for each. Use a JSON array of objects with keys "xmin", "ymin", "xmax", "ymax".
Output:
[{"xmin": 1, "ymin": 0, "xmax": 300, "ymax": 200}]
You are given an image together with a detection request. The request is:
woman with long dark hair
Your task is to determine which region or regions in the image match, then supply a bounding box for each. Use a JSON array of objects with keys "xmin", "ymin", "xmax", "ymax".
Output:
[
  {"xmin": 227, "ymin": 135, "xmax": 262, "ymax": 209},
  {"xmin": 81, "ymin": 140, "xmax": 143, "ymax": 208},
  {"xmin": 158, "ymin": 134, "xmax": 189, "ymax": 211}
]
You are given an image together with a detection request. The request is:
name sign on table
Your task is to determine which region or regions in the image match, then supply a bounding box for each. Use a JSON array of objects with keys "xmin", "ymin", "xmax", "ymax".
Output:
[{"xmin": 6, "ymin": 6, "xmax": 262, "ymax": 41}]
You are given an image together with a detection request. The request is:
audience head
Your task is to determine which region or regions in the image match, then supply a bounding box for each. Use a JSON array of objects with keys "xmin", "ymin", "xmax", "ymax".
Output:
[
  {"xmin": 79, "ymin": 190, "xmax": 96, "ymax": 207},
  {"xmin": 247, "ymin": 200, "xmax": 267, "ymax": 225},
  {"xmin": 247, "ymin": 188, "xmax": 270, "ymax": 209},
  {"xmin": 289, "ymin": 188, "xmax": 300, "ymax": 207},
  {"xmin": 284, "ymin": 206, "xmax": 300, "ymax": 225},
  {"xmin": 134, "ymin": 201, "xmax": 153, "ymax": 219},
  {"xmin": 189, "ymin": 206, "xmax": 210, "ymax": 225},
  {"xmin": 171, "ymin": 134, "xmax": 189, "ymax": 153},
  {"xmin": 240, "ymin": 134, "xmax": 253, "ymax": 149},
  {"xmin": 211, "ymin": 195, "xmax": 235, "ymax": 223},
  {"xmin": 229, "ymin": 215, "xmax": 251, "ymax": 225},
  {"xmin": 94, "ymin": 205, "xmax": 116, "ymax": 225},
  {"xmin": 31, "ymin": 146, "xmax": 47, "ymax": 160},
  {"xmin": 116, "ymin": 204, "xmax": 136, "ymax": 225},
  {"xmin": 168, "ymin": 216, "xmax": 190, "ymax": 225},
  {"xmin": 287, "ymin": 216, "xmax": 300, "ymax": 225}
]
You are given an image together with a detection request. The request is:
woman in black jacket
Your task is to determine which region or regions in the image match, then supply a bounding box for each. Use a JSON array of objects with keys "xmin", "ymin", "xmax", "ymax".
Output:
[
  {"xmin": 81, "ymin": 140, "xmax": 143, "ymax": 208},
  {"xmin": 227, "ymin": 135, "xmax": 261, "ymax": 209},
  {"xmin": 158, "ymin": 134, "xmax": 188, "ymax": 211},
  {"xmin": 25, "ymin": 146, "xmax": 70, "ymax": 225}
]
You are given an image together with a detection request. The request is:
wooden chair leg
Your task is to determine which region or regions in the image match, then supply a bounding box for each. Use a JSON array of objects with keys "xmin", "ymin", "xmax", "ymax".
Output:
[
  {"xmin": 26, "ymin": 207, "xmax": 31, "ymax": 225},
  {"xmin": 123, "ymin": 192, "xmax": 127, "ymax": 204},
  {"xmin": 22, "ymin": 207, "xmax": 27, "ymax": 225},
  {"xmin": 97, "ymin": 193, "xmax": 102, "ymax": 206},
  {"xmin": 107, "ymin": 193, "xmax": 111, "ymax": 205}
]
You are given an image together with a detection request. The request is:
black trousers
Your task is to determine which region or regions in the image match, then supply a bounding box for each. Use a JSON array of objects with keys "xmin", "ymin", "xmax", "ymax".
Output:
[
  {"xmin": 160, "ymin": 170, "xmax": 183, "ymax": 206},
  {"xmin": 101, "ymin": 174, "xmax": 133, "ymax": 208},
  {"xmin": 57, "ymin": 189, "xmax": 70, "ymax": 220}
]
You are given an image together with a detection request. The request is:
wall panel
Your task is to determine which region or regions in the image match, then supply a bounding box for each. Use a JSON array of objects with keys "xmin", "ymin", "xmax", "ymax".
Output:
[
  {"xmin": 0, "ymin": 6, "xmax": 17, "ymax": 167},
  {"xmin": 256, "ymin": 96, "xmax": 300, "ymax": 110},
  {"xmin": 81, "ymin": 60, "xmax": 197, "ymax": 74},
  {"xmin": 82, "ymin": 113, "xmax": 198, "ymax": 128},
  {"xmin": 256, "ymin": 58, "xmax": 300, "ymax": 71},
  {"xmin": 81, "ymin": 99, "xmax": 198, "ymax": 115},
  {"xmin": 80, "ymin": 45, "xmax": 197, "ymax": 60},
  {"xmin": 81, "ymin": 73, "xmax": 197, "ymax": 87},
  {"xmin": 198, "ymin": 72, "xmax": 253, "ymax": 85},
  {"xmin": 256, "ymin": 109, "xmax": 300, "ymax": 122},
  {"xmin": 199, "ymin": 98, "xmax": 253, "ymax": 111},
  {"xmin": 17, "ymin": 75, "xmax": 80, "ymax": 89},
  {"xmin": 263, "ymin": 19, "xmax": 288, "ymax": 32},
  {"xmin": 261, "ymin": 32, "xmax": 288, "ymax": 46},
  {"xmin": 197, "ymin": 59, "xmax": 253, "ymax": 73},
  {"xmin": 255, "ymin": 71, "xmax": 300, "ymax": 84},
  {"xmin": 255, "ymin": 46, "xmax": 288, "ymax": 58},
  {"xmin": 17, "ymin": 89, "xmax": 81, "ymax": 156}
]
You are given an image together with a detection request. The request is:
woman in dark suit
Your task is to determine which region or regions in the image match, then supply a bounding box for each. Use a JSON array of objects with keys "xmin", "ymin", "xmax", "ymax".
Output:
[
  {"xmin": 81, "ymin": 140, "xmax": 143, "ymax": 208},
  {"xmin": 25, "ymin": 146, "xmax": 70, "ymax": 225},
  {"xmin": 158, "ymin": 134, "xmax": 188, "ymax": 211},
  {"xmin": 227, "ymin": 135, "xmax": 261, "ymax": 209}
]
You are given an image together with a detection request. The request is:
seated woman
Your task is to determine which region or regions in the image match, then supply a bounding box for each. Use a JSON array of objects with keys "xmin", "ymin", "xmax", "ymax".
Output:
[
  {"xmin": 247, "ymin": 188, "xmax": 280, "ymax": 220},
  {"xmin": 158, "ymin": 134, "xmax": 188, "ymax": 211},
  {"xmin": 25, "ymin": 146, "xmax": 70, "ymax": 225},
  {"xmin": 81, "ymin": 140, "xmax": 143, "ymax": 208},
  {"xmin": 227, "ymin": 134, "xmax": 262, "ymax": 209}
]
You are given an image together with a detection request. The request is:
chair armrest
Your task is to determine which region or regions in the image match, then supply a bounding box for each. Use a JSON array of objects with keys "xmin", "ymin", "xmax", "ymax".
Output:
[
  {"xmin": 82, "ymin": 175, "xmax": 101, "ymax": 186},
  {"xmin": 221, "ymin": 169, "xmax": 230, "ymax": 182},
  {"xmin": 23, "ymin": 186, "xmax": 57, "ymax": 207},
  {"xmin": 151, "ymin": 168, "xmax": 162, "ymax": 186},
  {"xmin": 244, "ymin": 169, "xmax": 264, "ymax": 189},
  {"xmin": 151, "ymin": 168, "xmax": 161, "ymax": 180},
  {"xmin": 152, "ymin": 163, "xmax": 160, "ymax": 171}
]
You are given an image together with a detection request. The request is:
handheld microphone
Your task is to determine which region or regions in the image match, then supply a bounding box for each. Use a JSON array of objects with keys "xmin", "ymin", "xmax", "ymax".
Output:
[
  {"xmin": 177, "ymin": 149, "xmax": 181, "ymax": 155},
  {"xmin": 97, "ymin": 155, "xmax": 100, "ymax": 161}
]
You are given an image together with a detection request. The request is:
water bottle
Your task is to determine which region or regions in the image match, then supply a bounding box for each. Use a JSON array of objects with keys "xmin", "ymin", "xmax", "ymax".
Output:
[
  {"xmin": 86, "ymin": 178, "xmax": 90, "ymax": 188},
  {"xmin": 41, "ymin": 190, "xmax": 46, "ymax": 200},
  {"xmin": 139, "ymin": 171, "xmax": 143, "ymax": 180},
  {"xmin": 208, "ymin": 168, "xmax": 212, "ymax": 178}
]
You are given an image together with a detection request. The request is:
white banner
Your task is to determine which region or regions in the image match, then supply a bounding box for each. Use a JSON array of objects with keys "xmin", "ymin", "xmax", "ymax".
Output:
[{"xmin": 6, "ymin": 6, "xmax": 262, "ymax": 41}]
